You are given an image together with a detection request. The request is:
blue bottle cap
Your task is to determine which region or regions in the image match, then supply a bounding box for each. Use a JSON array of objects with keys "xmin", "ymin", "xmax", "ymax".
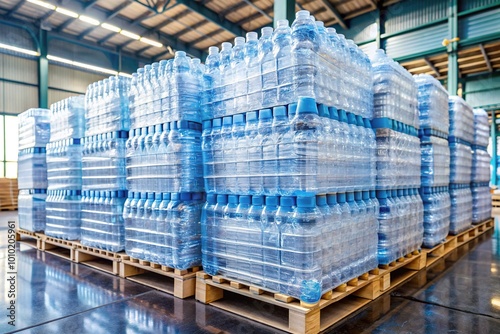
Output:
[
  {"xmin": 347, "ymin": 113, "xmax": 356, "ymax": 125},
  {"xmin": 273, "ymin": 106, "xmax": 287, "ymax": 118},
  {"xmin": 212, "ymin": 118, "xmax": 222, "ymax": 128},
  {"xmin": 163, "ymin": 193, "xmax": 171, "ymax": 200},
  {"xmin": 265, "ymin": 196, "xmax": 278, "ymax": 206},
  {"xmin": 155, "ymin": 193, "xmax": 162, "ymax": 200},
  {"xmin": 100, "ymin": 191, "xmax": 105, "ymax": 197},
  {"xmin": 223, "ymin": 116, "xmax": 233, "ymax": 126},
  {"xmin": 246, "ymin": 111, "xmax": 258, "ymax": 122},
  {"xmin": 171, "ymin": 122, "xmax": 178, "ymax": 130},
  {"xmin": 339, "ymin": 109, "xmax": 348, "ymax": 123},
  {"xmin": 228, "ymin": 195, "xmax": 239, "ymax": 204},
  {"xmin": 148, "ymin": 125, "xmax": 154, "ymax": 133},
  {"xmin": 297, "ymin": 97, "xmax": 318, "ymax": 114},
  {"xmin": 329, "ymin": 107, "xmax": 339, "ymax": 121},
  {"xmin": 354, "ymin": 191, "xmax": 362, "ymax": 201},
  {"xmin": 376, "ymin": 190, "xmax": 387, "ymax": 199},
  {"xmin": 134, "ymin": 192, "xmax": 140, "ymax": 199},
  {"xmin": 356, "ymin": 115, "xmax": 364, "ymax": 127},
  {"xmin": 280, "ymin": 196, "xmax": 295, "ymax": 207},
  {"xmin": 164, "ymin": 122, "xmax": 171, "ymax": 130},
  {"xmin": 216, "ymin": 194, "xmax": 228, "ymax": 204},
  {"xmin": 155, "ymin": 124, "xmax": 162, "ymax": 133},
  {"xmin": 180, "ymin": 193, "xmax": 191, "ymax": 201},
  {"xmin": 327, "ymin": 193, "xmax": 337, "ymax": 205},
  {"xmin": 203, "ymin": 120, "xmax": 212, "ymax": 130},
  {"xmin": 392, "ymin": 190, "xmax": 397, "ymax": 197},
  {"xmin": 370, "ymin": 190, "xmax": 376, "ymax": 198},
  {"xmin": 192, "ymin": 193, "xmax": 203, "ymax": 200},
  {"xmin": 140, "ymin": 192, "xmax": 147, "ymax": 199},
  {"xmin": 288, "ymin": 103, "xmax": 297, "ymax": 117},
  {"xmin": 346, "ymin": 192, "xmax": 355, "ymax": 202},
  {"xmin": 171, "ymin": 193, "xmax": 179, "ymax": 201},
  {"xmin": 297, "ymin": 195, "xmax": 315, "ymax": 208},
  {"xmin": 316, "ymin": 195, "xmax": 327, "ymax": 206},
  {"xmin": 233, "ymin": 114, "xmax": 245, "ymax": 124},
  {"xmin": 207, "ymin": 193, "xmax": 217, "ymax": 204},
  {"xmin": 318, "ymin": 104, "xmax": 329, "ymax": 118},
  {"xmin": 259, "ymin": 108, "xmax": 272, "ymax": 119},
  {"xmin": 397, "ymin": 189, "xmax": 403, "ymax": 197},
  {"xmin": 363, "ymin": 118, "xmax": 372, "ymax": 129},
  {"xmin": 252, "ymin": 195, "xmax": 264, "ymax": 206},
  {"xmin": 239, "ymin": 195, "xmax": 251, "ymax": 205},
  {"xmin": 147, "ymin": 192, "xmax": 154, "ymax": 199},
  {"xmin": 403, "ymin": 189, "xmax": 408, "ymax": 196},
  {"xmin": 337, "ymin": 193, "xmax": 346, "ymax": 203}
]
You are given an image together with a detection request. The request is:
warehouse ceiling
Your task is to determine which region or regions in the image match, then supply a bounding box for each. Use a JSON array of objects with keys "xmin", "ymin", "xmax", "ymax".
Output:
[
  {"xmin": 0, "ymin": 0, "xmax": 389, "ymax": 61},
  {"xmin": 401, "ymin": 41, "xmax": 500, "ymax": 80}
]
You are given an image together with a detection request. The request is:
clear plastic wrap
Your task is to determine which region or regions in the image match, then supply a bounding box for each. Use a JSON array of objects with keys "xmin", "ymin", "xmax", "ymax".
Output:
[
  {"xmin": 449, "ymin": 142, "xmax": 472, "ymax": 184},
  {"xmin": 420, "ymin": 136, "xmax": 450, "ymax": 187},
  {"xmin": 420, "ymin": 187, "xmax": 450, "ymax": 248},
  {"xmin": 449, "ymin": 185, "xmax": 473, "ymax": 235},
  {"xmin": 414, "ymin": 74, "xmax": 449, "ymax": 134},
  {"xmin": 17, "ymin": 147, "xmax": 47, "ymax": 190},
  {"xmin": 18, "ymin": 189, "xmax": 47, "ymax": 232},
  {"xmin": 471, "ymin": 184, "xmax": 491, "ymax": 224},
  {"xmin": 473, "ymin": 109, "xmax": 489, "ymax": 147},
  {"xmin": 17, "ymin": 108, "xmax": 51, "ymax": 150},
  {"xmin": 472, "ymin": 148, "xmax": 491, "ymax": 183},
  {"xmin": 448, "ymin": 96, "xmax": 474, "ymax": 144},
  {"xmin": 49, "ymin": 96, "xmax": 86, "ymax": 142}
]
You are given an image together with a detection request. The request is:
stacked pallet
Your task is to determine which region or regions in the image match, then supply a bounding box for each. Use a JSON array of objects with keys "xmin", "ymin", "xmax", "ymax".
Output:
[{"xmin": 0, "ymin": 178, "xmax": 18, "ymax": 210}]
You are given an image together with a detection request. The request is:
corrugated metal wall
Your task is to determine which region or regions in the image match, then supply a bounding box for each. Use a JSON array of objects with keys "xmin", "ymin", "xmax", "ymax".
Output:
[
  {"xmin": 0, "ymin": 54, "xmax": 38, "ymax": 114},
  {"xmin": 465, "ymin": 75, "xmax": 500, "ymax": 108},
  {"xmin": 459, "ymin": 0, "xmax": 499, "ymax": 12},
  {"xmin": 459, "ymin": 7, "xmax": 500, "ymax": 41},
  {"xmin": 335, "ymin": 11, "xmax": 378, "ymax": 43},
  {"xmin": 385, "ymin": 23, "xmax": 448, "ymax": 60},
  {"xmin": 48, "ymin": 64, "xmax": 106, "ymax": 96},
  {"xmin": 359, "ymin": 41, "xmax": 378, "ymax": 57},
  {"xmin": 0, "ymin": 22, "xmax": 36, "ymax": 51},
  {"xmin": 384, "ymin": 0, "xmax": 448, "ymax": 35}
]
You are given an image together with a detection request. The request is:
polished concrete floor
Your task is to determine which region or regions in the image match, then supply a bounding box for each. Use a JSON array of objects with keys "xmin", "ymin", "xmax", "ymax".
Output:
[{"xmin": 1, "ymin": 211, "xmax": 500, "ymax": 333}]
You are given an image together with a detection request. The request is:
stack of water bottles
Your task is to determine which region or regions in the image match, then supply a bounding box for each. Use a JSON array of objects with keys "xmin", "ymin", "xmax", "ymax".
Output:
[
  {"xmin": 45, "ymin": 96, "xmax": 85, "ymax": 240},
  {"xmin": 371, "ymin": 50, "xmax": 423, "ymax": 263},
  {"xmin": 414, "ymin": 74, "xmax": 451, "ymax": 248},
  {"xmin": 201, "ymin": 11, "xmax": 379, "ymax": 304},
  {"xmin": 81, "ymin": 76, "xmax": 130, "ymax": 251},
  {"xmin": 471, "ymin": 109, "xmax": 491, "ymax": 223},
  {"xmin": 124, "ymin": 50, "xmax": 204, "ymax": 270},
  {"xmin": 17, "ymin": 108, "xmax": 50, "ymax": 232},
  {"xmin": 448, "ymin": 96, "xmax": 474, "ymax": 234}
]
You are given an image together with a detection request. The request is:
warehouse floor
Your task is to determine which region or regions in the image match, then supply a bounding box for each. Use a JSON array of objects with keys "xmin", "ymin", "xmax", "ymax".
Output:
[{"xmin": 1, "ymin": 211, "xmax": 500, "ymax": 334}]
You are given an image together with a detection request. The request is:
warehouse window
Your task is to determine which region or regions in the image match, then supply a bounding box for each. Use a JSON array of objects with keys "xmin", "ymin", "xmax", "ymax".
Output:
[{"xmin": 0, "ymin": 115, "xmax": 18, "ymax": 178}]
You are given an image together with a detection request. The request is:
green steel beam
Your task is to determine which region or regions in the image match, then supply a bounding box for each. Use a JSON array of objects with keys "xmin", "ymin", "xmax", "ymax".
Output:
[
  {"xmin": 492, "ymin": 110, "xmax": 497, "ymax": 185},
  {"xmin": 274, "ymin": 0, "xmax": 295, "ymax": 27},
  {"xmin": 175, "ymin": 0, "xmax": 245, "ymax": 37},
  {"xmin": 319, "ymin": 0, "xmax": 347, "ymax": 29},
  {"xmin": 458, "ymin": 1, "xmax": 500, "ymax": 17},
  {"xmin": 38, "ymin": 28, "xmax": 48, "ymax": 109},
  {"xmin": 447, "ymin": 0, "xmax": 459, "ymax": 95}
]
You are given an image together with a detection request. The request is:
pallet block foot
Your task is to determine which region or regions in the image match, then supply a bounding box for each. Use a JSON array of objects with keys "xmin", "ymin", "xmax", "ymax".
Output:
[{"xmin": 289, "ymin": 308, "xmax": 320, "ymax": 334}]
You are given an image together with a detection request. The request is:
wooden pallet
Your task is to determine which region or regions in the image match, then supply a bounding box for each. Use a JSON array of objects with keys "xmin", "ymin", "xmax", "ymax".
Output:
[
  {"xmin": 16, "ymin": 228, "xmax": 41, "ymax": 249},
  {"xmin": 196, "ymin": 250, "xmax": 422, "ymax": 334},
  {"xmin": 74, "ymin": 243, "xmax": 124, "ymax": 276},
  {"xmin": 456, "ymin": 218, "xmax": 494, "ymax": 247},
  {"xmin": 36, "ymin": 233, "xmax": 77, "ymax": 261},
  {"xmin": 120, "ymin": 255, "xmax": 200, "ymax": 299},
  {"xmin": 0, "ymin": 178, "xmax": 18, "ymax": 209},
  {"xmin": 421, "ymin": 236, "xmax": 458, "ymax": 268}
]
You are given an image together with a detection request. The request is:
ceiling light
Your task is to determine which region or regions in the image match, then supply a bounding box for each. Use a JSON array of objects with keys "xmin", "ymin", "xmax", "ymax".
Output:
[
  {"xmin": 47, "ymin": 55, "xmax": 120, "ymax": 76},
  {"xmin": 140, "ymin": 37, "xmax": 162, "ymax": 48},
  {"xmin": 120, "ymin": 30, "xmax": 140, "ymax": 40},
  {"xmin": 101, "ymin": 23, "xmax": 121, "ymax": 33},
  {"xmin": 55, "ymin": 7, "xmax": 78, "ymax": 18},
  {"xmin": 79, "ymin": 15, "xmax": 100, "ymax": 26},
  {"xmin": 0, "ymin": 43, "xmax": 39, "ymax": 56},
  {"xmin": 27, "ymin": 0, "xmax": 56, "ymax": 10}
]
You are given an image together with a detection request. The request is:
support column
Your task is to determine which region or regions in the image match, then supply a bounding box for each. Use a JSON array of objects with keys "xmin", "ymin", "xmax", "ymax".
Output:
[
  {"xmin": 38, "ymin": 28, "xmax": 48, "ymax": 109},
  {"xmin": 274, "ymin": 0, "xmax": 295, "ymax": 27},
  {"xmin": 447, "ymin": 0, "xmax": 459, "ymax": 95},
  {"xmin": 491, "ymin": 110, "xmax": 497, "ymax": 185},
  {"xmin": 376, "ymin": 2, "xmax": 385, "ymax": 50}
]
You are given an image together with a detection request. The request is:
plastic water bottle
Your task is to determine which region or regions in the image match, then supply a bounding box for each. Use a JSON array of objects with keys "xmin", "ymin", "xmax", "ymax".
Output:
[
  {"xmin": 291, "ymin": 11, "xmax": 319, "ymax": 100},
  {"xmin": 232, "ymin": 37, "xmax": 246, "ymax": 113},
  {"xmin": 233, "ymin": 114, "xmax": 248, "ymax": 194},
  {"xmin": 260, "ymin": 27, "xmax": 277, "ymax": 108},
  {"xmin": 245, "ymin": 32, "xmax": 261, "ymax": 112},
  {"xmin": 246, "ymin": 111, "xmax": 262, "ymax": 194},
  {"xmin": 281, "ymin": 195, "xmax": 322, "ymax": 303},
  {"xmin": 273, "ymin": 20, "xmax": 293, "ymax": 105},
  {"xmin": 18, "ymin": 189, "xmax": 47, "ymax": 232},
  {"xmin": 201, "ymin": 194, "xmax": 217, "ymax": 275},
  {"xmin": 261, "ymin": 195, "xmax": 280, "ymax": 291}
]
